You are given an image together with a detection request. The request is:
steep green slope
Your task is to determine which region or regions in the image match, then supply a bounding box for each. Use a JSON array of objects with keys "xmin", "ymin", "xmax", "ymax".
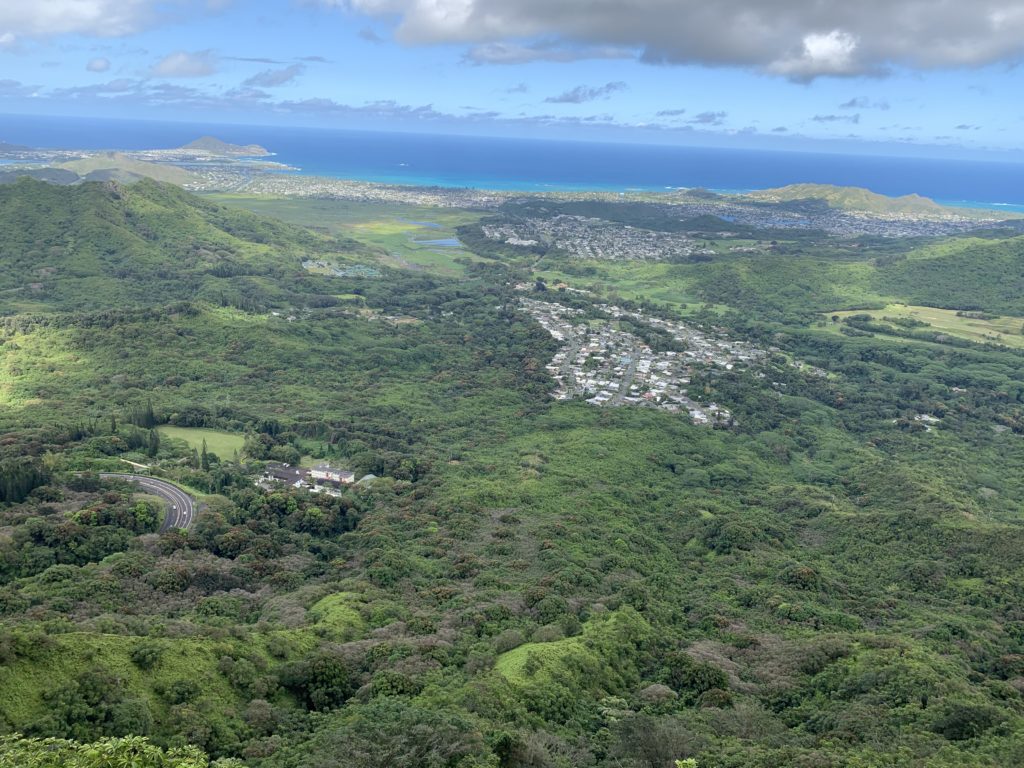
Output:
[
  {"xmin": 0, "ymin": 178, "xmax": 367, "ymax": 313},
  {"xmin": 3, "ymin": 183, "xmax": 1024, "ymax": 767},
  {"xmin": 876, "ymin": 235, "xmax": 1024, "ymax": 313}
]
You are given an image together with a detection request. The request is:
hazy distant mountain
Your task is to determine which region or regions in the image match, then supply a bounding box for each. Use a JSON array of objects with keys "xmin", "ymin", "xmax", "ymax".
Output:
[
  {"xmin": 180, "ymin": 136, "xmax": 270, "ymax": 156},
  {"xmin": 0, "ymin": 141, "xmax": 32, "ymax": 152},
  {"xmin": 0, "ymin": 168, "xmax": 80, "ymax": 185},
  {"xmin": 58, "ymin": 152, "xmax": 196, "ymax": 185},
  {"xmin": 746, "ymin": 183, "xmax": 947, "ymax": 215}
]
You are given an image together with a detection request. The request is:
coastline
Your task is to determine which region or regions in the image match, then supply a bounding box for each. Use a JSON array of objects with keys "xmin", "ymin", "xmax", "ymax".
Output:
[{"xmin": 251, "ymin": 164, "xmax": 1024, "ymax": 214}]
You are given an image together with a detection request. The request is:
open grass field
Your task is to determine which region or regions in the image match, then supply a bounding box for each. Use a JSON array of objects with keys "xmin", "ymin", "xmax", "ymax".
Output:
[
  {"xmin": 205, "ymin": 195, "xmax": 489, "ymax": 276},
  {"xmin": 828, "ymin": 303, "xmax": 1024, "ymax": 348},
  {"xmin": 156, "ymin": 425, "xmax": 245, "ymax": 458},
  {"xmin": 204, "ymin": 195, "xmax": 481, "ymax": 233},
  {"xmin": 535, "ymin": 260, "xmax": 701, "ymax": 310}
]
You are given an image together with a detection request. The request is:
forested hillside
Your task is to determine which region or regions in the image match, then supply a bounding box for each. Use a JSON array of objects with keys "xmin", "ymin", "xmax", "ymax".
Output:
[
  {"xmin": 0, "ymin": 178, "xmax": 371, "ymax": 313},
  {"xmin": 2, "ymin": 181, "xmax": 1024, "ymax": 767}
]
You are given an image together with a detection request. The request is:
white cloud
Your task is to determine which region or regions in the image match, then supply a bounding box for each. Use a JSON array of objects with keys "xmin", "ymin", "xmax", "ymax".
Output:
[
  {"xmin": 0, "ymin": 1, "xmax": 156, "ymax": 38},
  {"xmin": 329, "ymin": 0, "xmax": 1024, "ymax": 79},
  {"xmin": 544, "ymin": 81, "xmax": 627, "ymax": 103},
  {"xmin": 86, "ymin": 57, "xmax": 111, "ymax": 72},
  {"xmin": 766, "ymin": 30, "xmax": 861, "ymax": 81},
  {"xmin": 151, "ymin": 50, "xmax": 218, "ymax": 78},
  {"xmin": 243, "ymin": 63, "xmax": 305, "ymax": 87},
  {"xmin": 464, "ymin": 40, "xmax": 633, "ymax": 65},
  {"xmin": 0, "ymin": 32, "xmax": 16, "ymax": 49}
]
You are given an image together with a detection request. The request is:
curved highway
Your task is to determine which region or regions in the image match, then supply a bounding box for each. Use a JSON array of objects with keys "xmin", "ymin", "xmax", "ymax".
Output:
[{"xmin": 99, "ymin": 473, "xmax": 195, "ymax": 531}]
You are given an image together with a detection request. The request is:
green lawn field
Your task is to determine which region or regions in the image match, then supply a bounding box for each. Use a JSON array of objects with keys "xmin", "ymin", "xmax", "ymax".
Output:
[
  {"xmin": 828, "ymin": 303, "xmax": 1024, "ymax": 348},
  {"xmin": 156, "ymin": 425, "xmax": 245, "ymax": 459}
]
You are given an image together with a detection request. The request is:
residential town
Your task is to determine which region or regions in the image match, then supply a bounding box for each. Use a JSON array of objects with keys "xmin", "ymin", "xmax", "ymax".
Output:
[
  {"xmin": 0, "ymin": 138, "xmax": 1014, "ymax": 237},
  {"xmin": 518, "ymin": 296, "xmax": 768, "ymax": 425},
  {"xmin": 483, "ymin": 215, "xmax": 716, "ymax": 260}
]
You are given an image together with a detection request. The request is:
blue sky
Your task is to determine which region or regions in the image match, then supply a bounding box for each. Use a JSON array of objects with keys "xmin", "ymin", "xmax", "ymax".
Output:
[{"xmin": 2, "ymin": 0, "xmax": 1024, "ymax": 159}]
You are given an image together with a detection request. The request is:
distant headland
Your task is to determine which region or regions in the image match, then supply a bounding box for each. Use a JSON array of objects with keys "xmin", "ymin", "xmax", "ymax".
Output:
[{"xmin": 179, "ymin": 136, "xmax": 270, "ymax": 157}]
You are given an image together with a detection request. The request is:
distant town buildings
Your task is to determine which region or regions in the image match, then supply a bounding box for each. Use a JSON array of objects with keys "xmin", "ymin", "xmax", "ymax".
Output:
[
  {"xmin": 518, "ymin": 296, "xmax": 769, "ymax": 425},
  {"xmin": 484, "ymin": 215, "xmax": 714, "ymax": 261}
]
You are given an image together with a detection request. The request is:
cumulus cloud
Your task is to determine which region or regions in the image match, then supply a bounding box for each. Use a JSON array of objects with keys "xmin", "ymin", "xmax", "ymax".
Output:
[
  {"xmin": 151, "ymin": 50, "xmax": 217, "ymax": 78},
  {"xmin": 228, "ymin": 56, "xmax": 286, "ymax": 64},
  {"xmin": 689, "ymin": 111, "xmax": 726, "ymax": 125},
  {"xmin": 331, "ymin": 0, "xmax": 1024, "ymax": 80},
  {"xmin": 0, "ymin": 78, "xmax": 36, "ymax": 96},
  {"xmin": 0, "ymin": 1, "xmax": 157, "ymax": 38},
  {"xmin": 813, "ymin": 113, "xmax": 860, "ymax": 123},
  {"xmin": 544, "ymin": 81, "xmax": 627, "ymax": 103},
  {"xmin": 465, "ymin": 40, "xmax": 632, "ymax": 65},
  {"xmin": 243, "ymin": 63, "xmax": 305, "ymax": 87},
  {"xmin": 765, "ymin": 29, "xmax": 861, "ymax": 81},
  {"xmin": 655, "ymin": 107, "xmax": 687, "ymax": 117},
  {"xmin": 86, "ymin": 57, "xmax": 111, "ymax": 72},
  {"xmin": 840, "ymin": 97, "xmax": 889, "ymax": 109}
]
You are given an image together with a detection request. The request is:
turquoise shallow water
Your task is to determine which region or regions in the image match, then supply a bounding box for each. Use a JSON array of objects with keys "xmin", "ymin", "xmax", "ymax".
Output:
[{"xmin": 3, "ymin": 113, "xmax": 1024, "ymax": 212}]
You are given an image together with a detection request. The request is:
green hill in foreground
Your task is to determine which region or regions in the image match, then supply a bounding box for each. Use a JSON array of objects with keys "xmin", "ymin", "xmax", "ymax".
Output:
[
  {"xmin": 0, "ymin": 177, "xmax": 367, "ymax": 313},
  {"xmin": 4, "ymin": 181, "xmax": 1024, "ymax": 767}
]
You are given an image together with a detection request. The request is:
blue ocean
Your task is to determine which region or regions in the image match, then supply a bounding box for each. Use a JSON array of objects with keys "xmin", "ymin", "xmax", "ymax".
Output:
[{"xmin": 2, "ymin": 112, "xmax": 1024, "ymax": 211}]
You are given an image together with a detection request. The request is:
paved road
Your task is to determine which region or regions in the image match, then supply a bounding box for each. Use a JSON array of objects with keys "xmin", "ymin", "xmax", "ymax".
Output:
[
  {"xmin": 612, "ymin": 345, "xmax": 643, "ymax": 405},
  {"xmin": 99, "ymin": 473, "xmax": 195, "ymax": 531}
]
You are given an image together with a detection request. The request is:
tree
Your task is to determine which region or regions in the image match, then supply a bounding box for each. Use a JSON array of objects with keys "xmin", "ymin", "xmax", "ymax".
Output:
[
  {"xmin": 146, "ymin": 429, "xmax": 160, "ymax": 458},
  {"xmin": 298, "ymin": 699, "xmax": 489, "ymax": 768},
  {"xmin": 200, "ymin": 439, "xmax": 210, "ymax": 471},
  {"xmin": 607, "ymin": 715, "xmax": 704, "ymax": 768},
  {"xmin": 0, "ymin": 733, "xmax": 215, "ymax": 767}
]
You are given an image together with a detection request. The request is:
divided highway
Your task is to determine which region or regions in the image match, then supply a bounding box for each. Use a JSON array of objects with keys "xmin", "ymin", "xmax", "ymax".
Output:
[{"xmin": 99, "ymin": 473, "xmax": 195, "ymax": 531}]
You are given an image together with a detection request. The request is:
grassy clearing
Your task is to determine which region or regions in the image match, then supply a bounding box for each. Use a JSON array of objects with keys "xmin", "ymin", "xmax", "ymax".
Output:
[
  {"xmin": 495, "ymin": 634, "xmax": 594, "ymax": 686},
  {"xmin": 828, "ymin": 304, "xmax": 1024, "ymax": 348},
  {"xmin": 0, "ymin": 632, "xmax": 248, "ymax": 728},
  {"xmin": 535, "ymin": 261, "xmax": 699, "ymax": 310},
  {"xmin": 204, "ymin": 196, "xmax": 481, "ymax": 233},
  {"xmin": 308, "ymin": 592, "xmax": 366, "ymax": 641},
  {"xmin": 206, "ymin": 195, "xmax": 488, "ymax": 276},
  {"xmin": 156, "ymin": 426, "xmax": 245, "ymax": 459}
]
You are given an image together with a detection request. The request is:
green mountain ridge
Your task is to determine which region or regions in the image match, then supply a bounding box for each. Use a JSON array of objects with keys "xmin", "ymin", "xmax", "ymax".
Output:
[
  {"xmin": 746, "ymin": 183, "xmax": 950, "ymax": 215},
  {"xmin": 0, "ymin": 178, "xmax": 366, "ymax": 313},
  {"xmin": 58, "ymin": 153, "xmax": 197, "ymax": 185}
]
